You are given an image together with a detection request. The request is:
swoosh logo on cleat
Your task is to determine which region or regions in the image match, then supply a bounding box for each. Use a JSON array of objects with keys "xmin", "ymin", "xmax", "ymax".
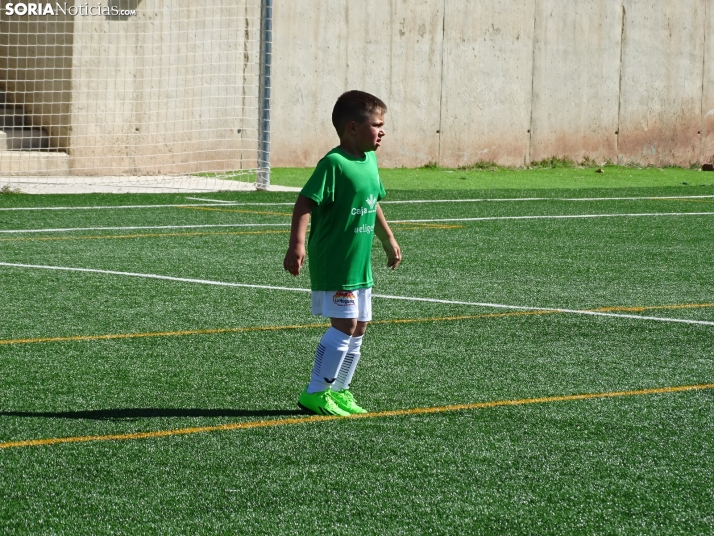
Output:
[{"xmin": 324, "ymin": 377, "xmax": 336, "ymax": 384}]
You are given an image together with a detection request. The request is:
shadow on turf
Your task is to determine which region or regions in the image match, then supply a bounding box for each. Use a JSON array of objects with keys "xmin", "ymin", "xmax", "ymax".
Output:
[{"xmin": 0, "ymin": 408, "xmax": 304, "ymax": 420}]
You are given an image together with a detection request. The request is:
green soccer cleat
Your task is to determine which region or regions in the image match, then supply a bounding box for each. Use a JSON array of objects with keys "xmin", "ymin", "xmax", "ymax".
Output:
[
  {"xmin": 298, "ymin": 388, "xmax": 351, "ymax": 417},
  {"xmin": 329, "ymin": 389, "xmax": 368, "ymax": 414}
]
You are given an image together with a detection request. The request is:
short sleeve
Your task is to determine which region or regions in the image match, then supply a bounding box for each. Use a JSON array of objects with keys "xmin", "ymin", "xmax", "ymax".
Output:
[
  {"xmin": 370, "ymin": 151, "xmax": 386, "ymax": 201},
  {"xmin": 377, "ymin": 176, "xmax": 386, "ymax": 201},
  {"xmin": 300, "ymin": 157, "xmax": 337, "ymax": 205}
]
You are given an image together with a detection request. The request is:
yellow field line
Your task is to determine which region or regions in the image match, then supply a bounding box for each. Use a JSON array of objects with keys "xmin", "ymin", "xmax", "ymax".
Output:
[
  {"xmin": 177, "ymin": 205, "xmax": 292, "ymax": 216},
  {"xmin": 393, "ymin": 225, "xmax": 464, "ymax": 230},
  {"xmin": 176, "ymin": 207, "xmax": 469, "ymax": 222},
  {"xmin": 0, "ymin": 229, "xmax": 289, "ymax": 243},
  {"xmin": 392, "ymin": 222, "xmax": 464, "ymax": 229},
  {"xmin": 1, "ymin": 383, "xmax": 711, "ymax": 450},
  {"xmin": 0, "ymin": 322, "xmax": 330, "ymax": 345},
  {"xmin": 371, "ymin": 310, "xmax": 559, "ymax": 325},
  {"xmin": 0, "ymin": 312, "xmax": 537, "ymax": 345},
  {"xmin": 2, "ymin": 303, "xmax": 713, "ymax": 346}
]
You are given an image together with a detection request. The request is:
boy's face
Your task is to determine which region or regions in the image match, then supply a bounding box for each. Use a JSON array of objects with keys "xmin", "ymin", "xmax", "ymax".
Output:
[{"xmin": 352, "ymin": 111, "xmax": 385, "ymax": 152}]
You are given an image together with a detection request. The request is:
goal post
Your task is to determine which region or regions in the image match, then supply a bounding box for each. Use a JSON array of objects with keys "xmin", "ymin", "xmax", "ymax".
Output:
[
  {"xmin": 0, "ymin": 0, "xmax": 272, "ymax": 192},
  {"xmin": 256, "ymin": 0, "xmax": 271, "ymax": 190}
]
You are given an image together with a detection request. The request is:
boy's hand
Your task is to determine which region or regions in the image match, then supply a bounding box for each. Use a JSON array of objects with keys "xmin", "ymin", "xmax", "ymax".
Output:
[
  {"xmin": 284, "ymin": 195, "xmax": 314, "ymax": 277},
  {"xmin": 374, "ymin": 204, "xmax": 401, "ymax": 270},
  {"xmin": 381, "ymin": 236, "xmax": 402, "ymax": 270},
  {"xmin": 283, "ymin": 245, "xmax": 306, "ymax": 276}
]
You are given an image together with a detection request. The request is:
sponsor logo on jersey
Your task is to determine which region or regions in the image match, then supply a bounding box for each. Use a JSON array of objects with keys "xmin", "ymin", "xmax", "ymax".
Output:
[
  {"xmin": 333, "ymin": 291, "xmax": 357, "ymax": 307},
  {"xmin": 353, "ymin": 224, "xmax": 375, "ymax": 234},
  {"xmin": 350, "ymin": 194, "xmax": 378, "ymax": 216}
]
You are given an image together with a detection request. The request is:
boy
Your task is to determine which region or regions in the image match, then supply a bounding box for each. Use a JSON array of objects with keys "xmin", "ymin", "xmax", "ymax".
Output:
[{"xmin": 283, "ymin": 90, "xmax": 401, "ymax": 416}]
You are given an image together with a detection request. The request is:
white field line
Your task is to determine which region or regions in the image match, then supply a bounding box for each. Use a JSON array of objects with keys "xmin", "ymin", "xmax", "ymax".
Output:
[
  {"xmin": 373, "ymin": 294, "xmax": 714, "ymax": 327},
  {"xmin": 0, "ymin": 223, "xmax": 290, "ymax": 234},
  {"xmin": 1, "ymin": 195, "xmax": 713, "ymax": 212},
  {"xmin": 391, "ymin": 212, "xmax": 714, "ymax": 224},
  {"xmin": 0, "ymin": 262, "xmax": 311, "ymax": 293},
  {"xmin": 1, "ymin": 262, "xmax": 712, "ymax": 327},
  {"xmin": 3, "ymin": 211, "xmax": 714, "ymax": 235},
  {"xmin": 381, "ymin": 195, "xmax": 714, "ymax": 204},
  {"xmin": 0, "ymin": 203, "xmax": 295, "ymax": 211},
  {"xmin": 184, "ymin": 197, "xmax": 237, "ymax": 204}
]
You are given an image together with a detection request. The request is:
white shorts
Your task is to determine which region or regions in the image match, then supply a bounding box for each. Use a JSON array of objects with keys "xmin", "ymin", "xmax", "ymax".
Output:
[{"xmin": 311, "ymin": 288, "xmax": 372, "ymax": 322}]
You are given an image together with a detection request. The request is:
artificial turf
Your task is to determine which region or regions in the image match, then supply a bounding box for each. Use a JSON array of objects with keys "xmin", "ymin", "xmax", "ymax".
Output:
[
  {"xmin": 0, "ymin": 179, "xmax": 713, "ymax": 534},
  {"xmin": 271, "ymin": 164, "xmax": 714, "ymax": 190}
]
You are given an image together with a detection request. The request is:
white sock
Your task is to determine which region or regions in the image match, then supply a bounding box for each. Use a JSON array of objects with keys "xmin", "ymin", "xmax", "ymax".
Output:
[
  {"xmin": 332, "ymin": 335, "xmax": 363, "ymax": 392},
  {"xmin": 306, "ymin": 327, "xmax": 352, "ymax": 394}
]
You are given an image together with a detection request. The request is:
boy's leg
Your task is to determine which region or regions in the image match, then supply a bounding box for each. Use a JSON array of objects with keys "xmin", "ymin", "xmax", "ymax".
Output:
[
  {"xmin": 333, "ymin": 289, "xmax": 370, "ymax": 393},
  {"xmin": 299, "ymin": 289, "xmax": 369, "ymax": 416},
  {"xmin": 330, "ymin": 317, "xmax": 358, "ymax": 336},
  {"xmin": 332, "ymin": 321, "xmax": 367, "ymax": 392},
  {"xmin": 299, "ymin": 324, "xmax": 354, "ymax": 416},
  {"xmin": 329, "ymin": 288, "xmax": 371, "ymax": 414},
  {"xmin": 305, "ymin": 325, "xmax": 353, "ymax": 394}
]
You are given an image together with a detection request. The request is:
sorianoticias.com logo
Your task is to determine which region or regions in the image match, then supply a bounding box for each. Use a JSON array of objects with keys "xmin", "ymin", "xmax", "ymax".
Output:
[{"xmin": 4, "ymin": 3, "xmax": 136, "ymax": 16}]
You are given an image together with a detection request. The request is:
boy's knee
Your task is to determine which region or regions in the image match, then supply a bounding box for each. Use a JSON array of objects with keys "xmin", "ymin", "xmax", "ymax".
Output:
[
  {"xmin": 330, "ymin": 318, "xmax": 368, "ymax": 336},
  {"xmin": 331, "ymin": 317, "xmax": 358, "ymax": 336},
  {"xmin": 354, "ymin": 321, "xmax": 368, "ymax": 337}
]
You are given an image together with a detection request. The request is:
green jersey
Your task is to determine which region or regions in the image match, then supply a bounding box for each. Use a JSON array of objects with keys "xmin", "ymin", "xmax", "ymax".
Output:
[{"xmin": 300, "ymin": 147, "xmax": 386, "ymax": 291}]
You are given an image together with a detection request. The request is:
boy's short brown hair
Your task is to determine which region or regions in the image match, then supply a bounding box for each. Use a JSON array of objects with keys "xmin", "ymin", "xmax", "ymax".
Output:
[{"xmin": 332, "ymin": 90, "xmax": 387, "ymax": 136}]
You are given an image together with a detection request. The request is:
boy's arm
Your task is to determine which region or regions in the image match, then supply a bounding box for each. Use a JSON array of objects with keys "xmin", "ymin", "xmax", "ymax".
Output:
[
  {"xmin": 375, "ymin": 204, "xmax": 401, "ymax": 270},
  {"xmin": 283, "ymin": 194, "xmax": 316, "ymax": 276}
]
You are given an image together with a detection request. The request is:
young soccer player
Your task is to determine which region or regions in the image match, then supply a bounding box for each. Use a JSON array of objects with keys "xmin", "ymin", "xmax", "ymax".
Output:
[{"xmin": 283, "ymin": 90, "xmax": 401, "ymax": 416}]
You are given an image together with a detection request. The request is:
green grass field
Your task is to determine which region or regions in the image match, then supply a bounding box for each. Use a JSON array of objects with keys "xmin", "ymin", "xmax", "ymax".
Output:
[
  {"xmin": 1, "ymin": 171, "xmax": 713, "ymax": 534},
  {"xmin": 271, "ymin": 164, "xmax": 714, "ymax": 190}
]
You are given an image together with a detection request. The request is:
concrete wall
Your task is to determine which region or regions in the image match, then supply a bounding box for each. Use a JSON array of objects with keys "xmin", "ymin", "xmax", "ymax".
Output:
[
  {"xmin": 529, "ymin": 0, "xmax": 622, "ymax": 164},
  {"xmin": 700, "ymin": 0, "xmax": 714, "ymax": 162},
  {"xmin": 0, "ymin": 12, "xmax": 74, "ymax": 150},
  {"xmin": 618, "ymin": 0, "xmax": 705, "ymax": 166},
  {"xmin": 271, "ymin": 0, "xmax": 714, "ymax": 168},
  {"xmin": 438, "ymin": 0, "xmax": 535, "ymax": 167},
  {"xmin": 270, "ymin": 0, "xmax": 444, "ymax": 168},
  {"xmin": 68, "ymin": 0, "xmax": 260, "ymax": 175},
  {"xmin": 1, "ymin": 0, "xmax": 712, "ymax": 175}
]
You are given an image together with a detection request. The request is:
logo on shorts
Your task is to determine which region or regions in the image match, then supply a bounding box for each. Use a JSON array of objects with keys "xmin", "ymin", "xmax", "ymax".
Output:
[{"xmin": 333, "ymin": 291, "xmax": 357, "ymax": 307}]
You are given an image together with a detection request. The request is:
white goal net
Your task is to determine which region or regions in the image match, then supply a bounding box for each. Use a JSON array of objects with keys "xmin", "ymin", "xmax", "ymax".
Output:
[{"xmin": 0, "ymin": 0, "xmax": 271, "ymax": 193}]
